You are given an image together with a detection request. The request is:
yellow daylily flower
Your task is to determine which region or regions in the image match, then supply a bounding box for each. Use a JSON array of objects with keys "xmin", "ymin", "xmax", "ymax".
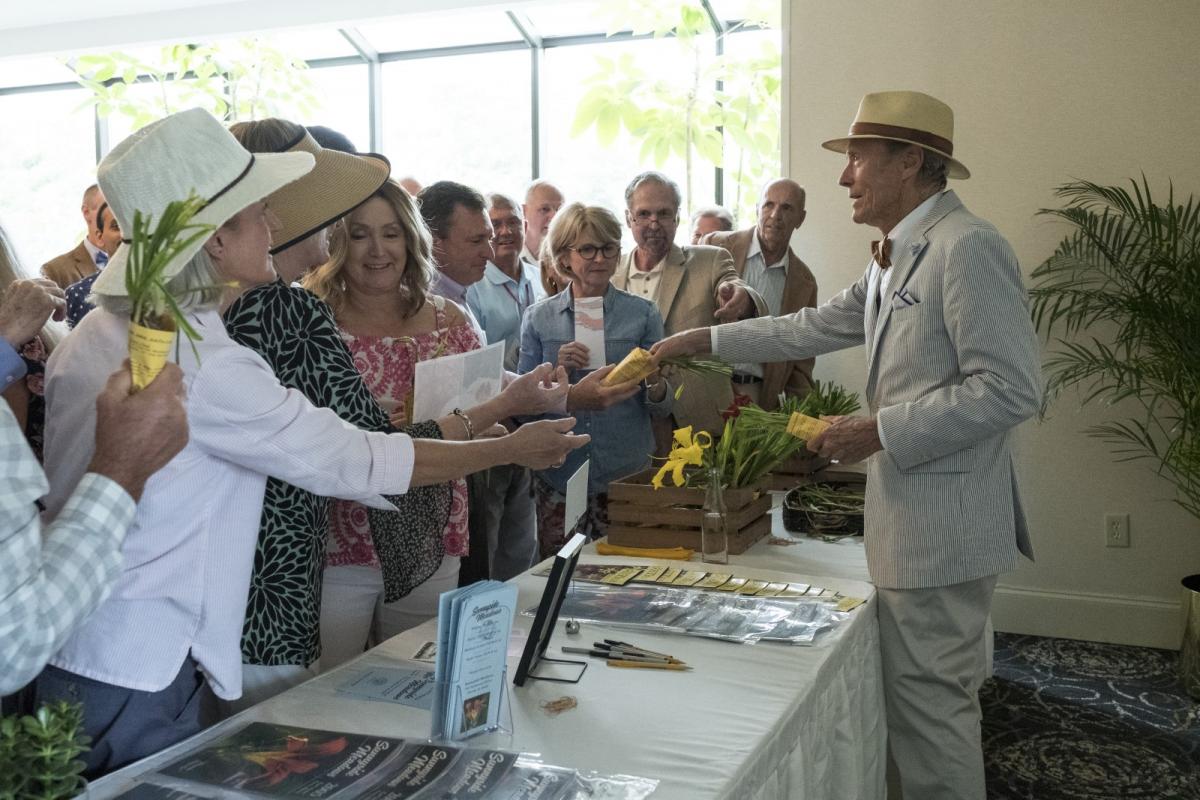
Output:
[{"xmin": 652, "ymin": 427, "xmax": 712, "ymax": 489}]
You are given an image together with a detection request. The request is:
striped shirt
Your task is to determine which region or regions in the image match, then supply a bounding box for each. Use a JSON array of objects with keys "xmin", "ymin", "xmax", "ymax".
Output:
[{"xmin": 0, "ymin": 401, "xmax": 134, "ymax": 694}]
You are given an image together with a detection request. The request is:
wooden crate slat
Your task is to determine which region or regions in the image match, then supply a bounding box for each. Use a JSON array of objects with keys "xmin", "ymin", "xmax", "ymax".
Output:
[
  {"xmin": 606, "ymin": 514, "xmax": 771, "ymax": 555},
  {"xmin": 607, "ymin": 493, "xmax": 771, "ymax": 529}
]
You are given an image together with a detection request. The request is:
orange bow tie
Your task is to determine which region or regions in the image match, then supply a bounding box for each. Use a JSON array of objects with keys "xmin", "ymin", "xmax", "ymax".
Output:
[{"xmin": 871, "ymin": 239, "xmax": 892, "ymax": 269}]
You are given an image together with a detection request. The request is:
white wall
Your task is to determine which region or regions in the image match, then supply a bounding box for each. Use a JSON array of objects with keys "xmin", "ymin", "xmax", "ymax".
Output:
[{"xmin": 785, "ymin": 0, "xmax": 1200, "ymax": 648}]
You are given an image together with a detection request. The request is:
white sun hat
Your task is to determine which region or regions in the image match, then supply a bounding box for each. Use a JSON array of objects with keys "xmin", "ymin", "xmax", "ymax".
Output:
[{"xmin": 93, "ymin": 107, "xmax": 315, "ymax": 296}]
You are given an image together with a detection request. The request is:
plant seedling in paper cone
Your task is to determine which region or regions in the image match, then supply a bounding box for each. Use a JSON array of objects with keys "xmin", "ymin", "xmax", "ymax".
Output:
[
  {"xmin": 602, "ymin": 346, "xmax": 732, "ymax": 387},
  {"xmin": 124, "ymin": 194, "xmax": 216, "ymax": 390}
]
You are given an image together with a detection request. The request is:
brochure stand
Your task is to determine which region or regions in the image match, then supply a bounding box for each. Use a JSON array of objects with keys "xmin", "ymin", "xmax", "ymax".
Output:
[
  {"xmin": 514, "ymin": 533, "xmax": 588, "ymax": 686},
  {"xmin": 433, "ymin": 667, "xmax": 515, "ymax": 747}
]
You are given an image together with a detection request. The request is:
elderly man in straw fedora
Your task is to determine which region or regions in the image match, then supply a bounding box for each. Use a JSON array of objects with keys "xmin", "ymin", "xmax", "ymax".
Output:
[{"xmin": 654, "ymin": 90, "xmax": 1041, "ymax": 798}]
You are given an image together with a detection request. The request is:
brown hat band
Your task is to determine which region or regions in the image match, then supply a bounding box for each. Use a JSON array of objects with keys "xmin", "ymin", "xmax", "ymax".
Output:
[{"xmin": 849, "ymin": 122, "xmax": 953, "ymax": 156}]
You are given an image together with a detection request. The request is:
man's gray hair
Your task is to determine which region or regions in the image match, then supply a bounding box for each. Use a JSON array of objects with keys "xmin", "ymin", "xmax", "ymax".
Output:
[
  {"xmin": 885, "ymin": 141, "xmax": 949, "ymax": 191},
  {"xmin": 94, "ymin": 247, "xmax": 224, "ymax": 316},
  {"xmin": 624, "ymin": 171, "xmax": 682, "ymax": 210},
  {"xmin": 487, "ymin": 192, "xmax": 523, "ymax": 218},
  {"xmin": 523, "ymin": 179, "xmax": 561, "ymax": 204},
  {"xmin": 690, "ymin": 205, "xmax": 734, "ymax": 230}
]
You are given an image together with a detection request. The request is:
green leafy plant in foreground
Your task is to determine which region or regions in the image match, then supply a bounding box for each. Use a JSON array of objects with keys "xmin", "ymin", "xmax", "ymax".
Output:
[{"xmin": 0, "ymin": 702, "xmax": 90, "ymax": 800}]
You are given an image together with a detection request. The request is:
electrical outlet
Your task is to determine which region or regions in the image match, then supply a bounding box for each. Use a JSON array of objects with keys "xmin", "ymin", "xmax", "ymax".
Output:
[{"xmin": 1104, "ymin": 513, "xmax": 1130, "ymax": 548}]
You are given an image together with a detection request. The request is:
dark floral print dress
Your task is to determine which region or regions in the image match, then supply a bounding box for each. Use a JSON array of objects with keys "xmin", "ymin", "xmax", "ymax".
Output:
[{"xmin": 223, "ymin": 280, "xmax": 451, "ymax": 667}]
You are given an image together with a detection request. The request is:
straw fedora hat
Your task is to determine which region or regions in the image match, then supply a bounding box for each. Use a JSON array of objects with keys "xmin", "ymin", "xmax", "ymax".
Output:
[
  {"xmin": 822, "ymin": 90, "xmax": 970, "ymax": 180},
  {"xmin": 261, "ymin": 129, "xmax": 390, "ymax": 255},
  {"xmin": 92, "ymin": 107, "xmax": 315, "ymax": 296}
]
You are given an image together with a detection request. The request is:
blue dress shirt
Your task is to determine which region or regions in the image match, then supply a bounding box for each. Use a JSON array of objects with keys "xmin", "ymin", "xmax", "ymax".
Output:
[{"xmin": 518, "ymin": 284, "xmax": 672, "ymax": 495}]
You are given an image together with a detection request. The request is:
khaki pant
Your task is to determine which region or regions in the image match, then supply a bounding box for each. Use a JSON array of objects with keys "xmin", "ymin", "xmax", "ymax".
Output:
[{"xmin": 877, "ymin": 575, "xmax": 997, "ymax": 800}]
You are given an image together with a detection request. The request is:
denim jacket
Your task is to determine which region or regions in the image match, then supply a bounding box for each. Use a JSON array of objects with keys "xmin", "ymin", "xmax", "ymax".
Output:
[{"xmin": 518, "ymin": 284, "xmax": 672, "ymax": 494}]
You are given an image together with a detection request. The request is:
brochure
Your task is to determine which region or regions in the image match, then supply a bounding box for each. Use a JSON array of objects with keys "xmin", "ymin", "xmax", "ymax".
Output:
[
  {"xmin": 154, "ymin": 722, "xmax": 406, "ymax": 797},
  {"xmin": 431, "ymin": 580, "xmax": 518, "ymax": 741},
  {"xmin": 336, "ymin": 667, "xmax": 436, "ymax": 710},
  {"xmin": 572, "ymin": 296, "xmax": 606, "ymax": 369},
  {"xmin": 140, "ymin": 722, "xmax": 658, "ymax": 800},
  {"xmin": 412, "ymin": 342, "xmax": 504, "ymax": 424}
]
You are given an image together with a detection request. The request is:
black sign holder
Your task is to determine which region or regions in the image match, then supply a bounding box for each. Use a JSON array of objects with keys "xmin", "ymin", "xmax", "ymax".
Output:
[{"xmin": 513, "ymin": 533, "xmax": 588, "ymax": 686}]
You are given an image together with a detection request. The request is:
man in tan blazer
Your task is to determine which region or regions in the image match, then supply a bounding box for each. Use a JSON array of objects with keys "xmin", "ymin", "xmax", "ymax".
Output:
[
  {"xmin": 701, "ymin": 178, "xmax": 817, "ymax": 410},
  {"xmin": 612, "ymin": 171, "xmax": 763, "ymax": 441},
  {"xmin": 42, "ymin": 184, "xmax": 108, "ymax": 290}
]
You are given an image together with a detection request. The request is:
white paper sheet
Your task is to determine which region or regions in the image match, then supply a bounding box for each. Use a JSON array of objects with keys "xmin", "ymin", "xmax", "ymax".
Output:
[
  {"xmin": 574, "ymin": 296, "xmax": 606, "ymax": 369},
  {"xmin": 563, "ymin": 459, "xmax": 589, "ymax": 535},
  {"xmin": 412, "ymin": 341, "xmax": 505, "ymax": 423}
]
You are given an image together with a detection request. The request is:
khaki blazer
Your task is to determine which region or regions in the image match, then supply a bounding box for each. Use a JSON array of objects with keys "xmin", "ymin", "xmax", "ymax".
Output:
[
  {"xmin": 701, "ymin": 228, "xmax": 818, "ymax": 410},
  {"xmin": 714, "ymin": 191, "xmax": 1041, "ymax": 589},
  {"xmin": 41, "ymin": 242, "xmax": 97, "ymax": 290},
  {"xmin": 613, "ymin": 243, "xmax": 764, "ymax": 437}
]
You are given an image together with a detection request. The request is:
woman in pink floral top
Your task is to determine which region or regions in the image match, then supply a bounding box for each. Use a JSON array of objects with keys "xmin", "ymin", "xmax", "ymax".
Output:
[
  {"xmin": 330, "ymin": 309, "xmax": 480, "ymax": 565},
  {"xmin": 305, "ymin": 179, "xmax": 484, "ymax": 669}
]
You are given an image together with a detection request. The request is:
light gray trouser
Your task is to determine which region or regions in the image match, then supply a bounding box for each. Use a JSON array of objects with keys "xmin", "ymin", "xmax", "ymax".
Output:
[{"xmin": 877, "ymin": 574, "xmax": 997, "ymax": 800}]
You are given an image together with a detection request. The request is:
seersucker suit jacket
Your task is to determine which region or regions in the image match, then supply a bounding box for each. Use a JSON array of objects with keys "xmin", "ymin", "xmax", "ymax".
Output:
[{"xmin": 714, "ymin": 191, "xmax": 1041, "ymax": 589}]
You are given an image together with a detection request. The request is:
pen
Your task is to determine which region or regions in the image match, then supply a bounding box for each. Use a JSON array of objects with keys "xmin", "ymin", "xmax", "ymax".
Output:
[
  {"xmin": 563, "ymin": 647, "xmax": 679, "ymax": 664},
  {"xmin": 606, "ymin": 660, "xmax": 691, "ymax": 671},
  {"xmin": 599, "ymin": 639, "xmax": 677, "ymax": 660}
]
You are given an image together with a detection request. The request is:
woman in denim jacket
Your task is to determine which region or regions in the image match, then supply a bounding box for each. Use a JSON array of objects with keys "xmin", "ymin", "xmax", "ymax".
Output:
[{"xmin": 518, "ymin": 203, "xmax": 673, "ymax": 557}]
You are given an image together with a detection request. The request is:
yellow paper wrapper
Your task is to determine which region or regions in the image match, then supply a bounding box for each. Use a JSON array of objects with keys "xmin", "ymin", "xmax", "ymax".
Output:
[
  {"xmin": 786, "ymin": 411, "xmax": 832, "ymax": 441},
  {"xmin": 602, "ymin": 347, "xmax": 657, "ymax": 386},
  {"xmin": 129, "ymin": 322, "xmax": 176, "ymax": 391},
  {"xmin": 594, "ymin": 543, "xmax": 694, "ymax": 560}
]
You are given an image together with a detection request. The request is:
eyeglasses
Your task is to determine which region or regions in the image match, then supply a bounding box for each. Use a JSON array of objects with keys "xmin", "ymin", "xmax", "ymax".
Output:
[
  {"xmin": 631, "ymin": 209, "xmax": 678, "ymax": 226},
  {"xmin": 569, "ymin": 242, "xmax": 620, "ymax": 260}
]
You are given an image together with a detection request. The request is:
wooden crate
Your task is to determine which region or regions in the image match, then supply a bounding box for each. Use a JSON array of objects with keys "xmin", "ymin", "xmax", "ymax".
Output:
[{"xmin": 605, "ymin": 468, "xmax": 772, "ymax": 554}]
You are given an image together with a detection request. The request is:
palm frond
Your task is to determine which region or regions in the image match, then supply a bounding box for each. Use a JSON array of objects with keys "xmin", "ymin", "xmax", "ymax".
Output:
[{"xmin": 1031, "ymin": 178, "xmax": 1200, "ymax": 522}]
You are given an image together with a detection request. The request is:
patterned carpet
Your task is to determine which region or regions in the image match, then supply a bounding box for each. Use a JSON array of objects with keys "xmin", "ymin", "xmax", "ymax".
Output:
[{"xmin": 982, "ymin": 633, "xmax": 1200, "ymax": 799}]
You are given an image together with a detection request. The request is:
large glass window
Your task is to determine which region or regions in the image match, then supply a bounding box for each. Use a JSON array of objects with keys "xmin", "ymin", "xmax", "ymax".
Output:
[
  {"xmin": 0, "ymin": 1, "xmax": 780, "ymax": 262},
  {"xmin": 542, "ymin": 36, "xmax": 717, "ymax": 245},
  {"xmin": 380, "ymin": 50, "xmax": 532, "ymax": 196},
  {"xmin": 0, "ymin": 88, "xmax": 98, "ymax": 271}
]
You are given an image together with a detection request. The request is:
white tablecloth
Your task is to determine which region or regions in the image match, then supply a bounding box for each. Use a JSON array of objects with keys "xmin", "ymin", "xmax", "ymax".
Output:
[{"xmin": 89, "ymin": 553, "xmax": 884, "ymax": 800}]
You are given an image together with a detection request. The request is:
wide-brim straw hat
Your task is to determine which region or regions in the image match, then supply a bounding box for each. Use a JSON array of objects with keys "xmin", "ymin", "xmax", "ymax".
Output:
[
  {"xmin": 264, "ymin": 130, "xmax": 390, "ymax": 255},
  {"xmin": 821, "ymin": 90, "xmax": 970, "ymax": 179},
  {"xmin": 93, "ymin": 107, "xmax": 315, "ymax": 296}
]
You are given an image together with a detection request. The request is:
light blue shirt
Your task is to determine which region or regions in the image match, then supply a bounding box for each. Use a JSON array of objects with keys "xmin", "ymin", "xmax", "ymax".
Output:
[
  {"xmin": 518, "ymin": 284, "xmax": 672, "ymax": 494},
  {"xmin": 0, "ymin": 339, "xmax": 26, "ymax": 391},
  {"xmin": 466, "ymin": 259, "xmax": 545, "ymax": 371},
  {"xmin": 734, "ymin": 233, "xmax": 790, "ymax": 378}
]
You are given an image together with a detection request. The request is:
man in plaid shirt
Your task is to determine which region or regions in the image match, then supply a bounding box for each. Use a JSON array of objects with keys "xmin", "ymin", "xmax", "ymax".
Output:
[{"xmin": 0, "ymin": 277, "xmax": 188, "ymax": 694}]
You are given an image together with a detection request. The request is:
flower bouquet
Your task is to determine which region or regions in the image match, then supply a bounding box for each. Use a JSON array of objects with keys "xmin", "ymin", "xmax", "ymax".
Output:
[
  {"xmin": 124, "ymin": 194, "xmax": 215, "ymax": 390},
  {"xmin": 652, "ymin": 380, "xmax": 862, "ymax": 490}
]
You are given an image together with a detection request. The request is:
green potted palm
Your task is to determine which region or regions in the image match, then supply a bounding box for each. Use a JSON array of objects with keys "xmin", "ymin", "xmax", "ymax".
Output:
[{"xmin": 1029, "ymin": 178, "xmax": 1200, "ymax": 695}]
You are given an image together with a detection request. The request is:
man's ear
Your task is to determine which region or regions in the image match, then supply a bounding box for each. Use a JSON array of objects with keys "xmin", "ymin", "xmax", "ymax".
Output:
[
  {"xmin": 624, "ymin": 208, "xmax": 634, "ymax": 228},
  {"xmin": 900, "ymin": 145, "xmax": 924, "ymax": 180},
  {"xmin": 796, "ymin": 209, "xmax": 807, "ymax": 230}
]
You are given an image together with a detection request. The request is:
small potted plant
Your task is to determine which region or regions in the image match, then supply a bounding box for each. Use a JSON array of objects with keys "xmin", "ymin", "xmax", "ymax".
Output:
[
  {"xmin": 124, "ymin": 193, "xmax": 215, "ymax": 390},
  {"xmin": 0, "ymin": 701, "xmax": 90, "ymax": 799}
]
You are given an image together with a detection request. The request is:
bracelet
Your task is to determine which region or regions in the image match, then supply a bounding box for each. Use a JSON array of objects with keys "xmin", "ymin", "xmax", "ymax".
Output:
[{"xmin": 451, "ymin": 407, "xmax": 475, "ymax": 440}]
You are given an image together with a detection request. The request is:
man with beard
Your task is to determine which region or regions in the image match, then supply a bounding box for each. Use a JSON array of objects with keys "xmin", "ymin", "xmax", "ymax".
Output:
[{"xmin": 700, "ymin": 179, "xmax": 817, "ymax": 409}]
